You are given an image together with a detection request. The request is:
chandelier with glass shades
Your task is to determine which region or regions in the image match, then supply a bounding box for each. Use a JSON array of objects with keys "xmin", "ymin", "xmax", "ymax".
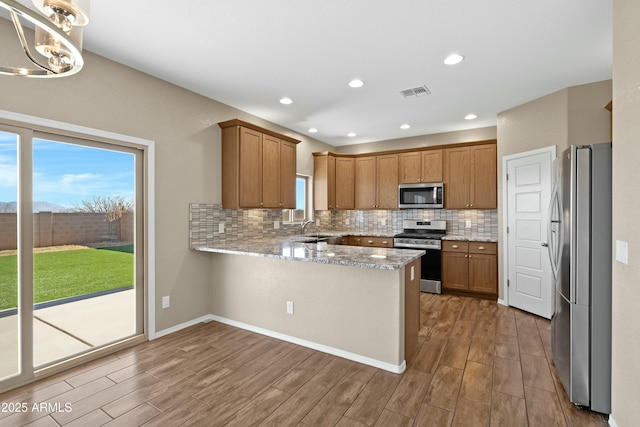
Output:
[{"xmin": 0, "ymin": 0, "xmax": 90, "ymax": 77}]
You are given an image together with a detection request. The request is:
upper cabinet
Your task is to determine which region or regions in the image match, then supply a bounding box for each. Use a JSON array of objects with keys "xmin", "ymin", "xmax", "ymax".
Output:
[
  {"xmin": 398, "ymin": 149, "xmax": 443, "ymax": 184},
  {"xmin": 313, "ymin": 140, "xmax": 496, "ymax": 211},
  {"xmin": 355, "ymin": 154, "xmax": 398, "ymax": 209},
  {"xmin": 313, "ymin": 153, "xmax": 355, "ymax": 210},
  {"xmin": 444, "ymin": 143, "xmax": 497, "ymax": 209},
  {"xmin": 219, "ymin": 119, "xmax": 299, "ymax": 209}
]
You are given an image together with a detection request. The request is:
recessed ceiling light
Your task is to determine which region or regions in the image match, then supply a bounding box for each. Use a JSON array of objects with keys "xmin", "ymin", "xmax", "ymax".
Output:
[
  {"xmin": 347, "ymin": 132, "xmax": 356, "ymax": 137},
  {"xmin": 279, "ymin": 97, "xmax": 293, "ymax": 105},
  {"xmin": 444, "ymin": 53, "xmax": 464, "ymax": 65},
  {"xmin": 348, "ymin": 79, "xmax": 365, "ymax": 88},
  {"xmin": 308, "ymin": 128, "xmax": 318, "ymax": 133},
  {"xmin": 400, "ymin": 124, "xmax": 411, "ymax": 130},
  {"xmin": 465, "ymin": 114, "xmax": 478, "ymax": 120}
]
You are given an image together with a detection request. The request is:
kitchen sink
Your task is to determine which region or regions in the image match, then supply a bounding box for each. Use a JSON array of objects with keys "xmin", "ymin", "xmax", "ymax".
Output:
[{"xmin": 291, "ymin": 235, "xmax": 342, "ymax": 245}]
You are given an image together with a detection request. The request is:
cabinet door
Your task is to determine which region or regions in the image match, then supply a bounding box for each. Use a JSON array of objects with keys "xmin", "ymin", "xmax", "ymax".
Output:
[
  {"xmin": 355, "ymin": 156, "xmax": 377, "ymax": 209},
  {"xmin": 442, "ymin": 251, "xmax": 469, "ymax": 290},
  {"xmin": 280, "ymin": 140, "xmax": 297, "ymax": 209},
  {"xmin": 422, "ymin": 149, "xmax": 443, "ymax": 182},
  {"xmin": 470, "ymin": 144, "xmax": 497, "ymax": 209},
  {"xmin": 335, "ymin": 157, "xmax": 355, "ymax": 209},
  {"xmin": 261, "ymin": 134, "xmax": 281, "ymax": 208},
  {"xmin": 398, "ymin": 152, "xmax": 422, "ymax": 183},
  {"xmin": 239, "ymin": 127, "xmax": 263, "ymax": 208},
  {"xmin": 376, "ymin": 154, "xmax": 398, "ymax": 209},
  {"xmin": 444, "ymin": 147, "xmax": 470, "ymax": 209},
  {"xmin": 468, "ymin": 254, "xmax": 497, "ymax": 294}
]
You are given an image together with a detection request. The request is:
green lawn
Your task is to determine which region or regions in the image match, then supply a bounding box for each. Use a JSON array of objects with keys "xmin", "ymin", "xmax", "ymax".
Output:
[{"xmin": 0, "ymin": 247, "xmax": 133, "ymax": 311}]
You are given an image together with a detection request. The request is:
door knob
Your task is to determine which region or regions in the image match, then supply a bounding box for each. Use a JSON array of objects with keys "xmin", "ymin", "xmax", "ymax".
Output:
[{"xmin": 541, "ymin": 242, "xmax": 549, "ymax": 247}]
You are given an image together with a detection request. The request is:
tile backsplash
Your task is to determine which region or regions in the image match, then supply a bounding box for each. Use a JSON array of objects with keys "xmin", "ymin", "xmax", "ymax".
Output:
[{"xmin": 190, "ymin": 204, "xmax": 498, "ymax": 247}]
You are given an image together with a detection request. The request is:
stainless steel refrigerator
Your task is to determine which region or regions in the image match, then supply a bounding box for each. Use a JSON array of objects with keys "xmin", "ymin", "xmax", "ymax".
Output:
[{"xmin": 547, "ymin": 143, "xmax": 612, "ymax": 414}]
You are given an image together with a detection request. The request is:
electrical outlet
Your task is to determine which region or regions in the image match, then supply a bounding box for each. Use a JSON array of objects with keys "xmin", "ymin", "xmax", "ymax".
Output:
[
  {"xmin": 345, "ymin": 218, "xmax": 350, "ymax": 225},
  {"xmin": 315, "ymin": 219, "xmax": 320, "ymax": 226},
  {"xmin": 465, "ymin": 220, "xmax": 472, "ymax": 229},
  {"xmin": 286, "ymin": 300, "xmax": 294, "ymax": 314},
  {"xmin": 218, "ymin": 223, "xmax": 225, "ymax": 233},
  {"xmin": 381, "ymin": 219, "xmax": 386, "ymax": 226},
  {"xmin": 162, "ymin": 296, "xmax": 170, "ymax": 309},
  {"xmin": 274, "ymin": 220, "xmax": 280, "ymax": 229},
  {"xmin": 616, "ymin": 240, "xmax": 629, "ymax": 265}
]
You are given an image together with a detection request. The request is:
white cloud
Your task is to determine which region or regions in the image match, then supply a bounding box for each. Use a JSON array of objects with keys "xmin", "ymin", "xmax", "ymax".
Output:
[{"xmin": 61, "ymin": 173, "xmax": 102, "ymax": 185}]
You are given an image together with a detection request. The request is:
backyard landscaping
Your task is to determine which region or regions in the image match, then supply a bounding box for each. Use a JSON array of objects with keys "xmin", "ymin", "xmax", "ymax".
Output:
[{"xmin": 0, "ymin": 245, "xmax": 133, "ymax": 311}]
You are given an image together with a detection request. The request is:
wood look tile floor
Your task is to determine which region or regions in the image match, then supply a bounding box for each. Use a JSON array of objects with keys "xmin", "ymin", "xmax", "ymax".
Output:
[{"xmin": 0, "ymin": 294, "xmax": 610, "ymax": 426}]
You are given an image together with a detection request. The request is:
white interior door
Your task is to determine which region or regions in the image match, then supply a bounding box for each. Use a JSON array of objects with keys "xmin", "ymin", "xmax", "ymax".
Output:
[{"xmin": 505, "ymin": 147, "xmax": 555, "ymax": 318}]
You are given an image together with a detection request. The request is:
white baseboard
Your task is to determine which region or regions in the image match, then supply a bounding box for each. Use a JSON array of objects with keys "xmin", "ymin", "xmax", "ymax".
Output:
[
  {"xmin": 152, "ymin": 315, "xmax": 212, "ymax": 339},
  {"xmin": 498, "ymin": 298, "xmax": 508, "ymax": 307},
  {"xmin": 608, "ymin": 415, "xmax": 618, "ymax": 427},
  {"xmin": 154, "ymin": 313, "xmax": 407, "ymax": 373},
  {"xmin": 201, "ymin": 314, "xmax": 407, "ymax": 374}
]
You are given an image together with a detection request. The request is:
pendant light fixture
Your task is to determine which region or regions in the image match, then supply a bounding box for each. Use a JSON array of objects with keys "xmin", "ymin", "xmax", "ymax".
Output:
[{"xmin": 0, "ymin": 0, "xmax": 90, "ymax": 78}]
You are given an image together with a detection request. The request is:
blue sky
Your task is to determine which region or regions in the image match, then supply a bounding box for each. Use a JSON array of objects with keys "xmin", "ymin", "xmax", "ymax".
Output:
[{"xmin": 0, "ymin": 131, "xmax": 134, "ymax": 209}]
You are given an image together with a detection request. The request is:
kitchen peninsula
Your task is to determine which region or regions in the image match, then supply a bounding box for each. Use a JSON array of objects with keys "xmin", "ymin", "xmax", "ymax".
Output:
[{"xmin": 193, "ymin": 239, "xmax": 423, "ymax": 373}]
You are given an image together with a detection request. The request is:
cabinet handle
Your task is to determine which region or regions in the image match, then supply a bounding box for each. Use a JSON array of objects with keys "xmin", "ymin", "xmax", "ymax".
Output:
[
  {"xmin": 470, "ymin": 204, "xmax": 473, "ymax": 207},
  {"xmin": 465, "ymin": 254, "xmax": 468, "ymax": 258},
  {"xmin": 367, "ymin": 240, "xmax": 374, "ymax": 244},
  {"xmin": 469, "ymin": 255, "xmax": 472, "ymax": 258},
  {"xmin": 382, "ymin": 241, "xmax": 388, "ymax": 245},
  {"xmin": 452, "ymin": 245, "xmax": 458, "ymax": 249},
  {"xmin": 478, "ymin": 246, "xmax": 485, "ymax": 250}
]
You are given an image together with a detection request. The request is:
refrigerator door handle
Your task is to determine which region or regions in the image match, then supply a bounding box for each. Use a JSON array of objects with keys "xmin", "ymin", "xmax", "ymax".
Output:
[{"xmin": 547, "ymin": 183, "xmax": 561, "ymax": 280}]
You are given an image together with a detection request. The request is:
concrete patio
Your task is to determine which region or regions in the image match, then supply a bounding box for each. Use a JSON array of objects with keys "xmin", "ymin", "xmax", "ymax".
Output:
[{"xmin": 0, "ymin": 289, "xmax": 136, "ymax": 380}]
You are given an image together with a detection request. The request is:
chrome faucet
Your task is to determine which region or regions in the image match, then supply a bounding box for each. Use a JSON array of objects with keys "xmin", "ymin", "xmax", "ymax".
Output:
[{"xmin": 301, "ymin": 219, "xmax": 315, "ymax": 235}]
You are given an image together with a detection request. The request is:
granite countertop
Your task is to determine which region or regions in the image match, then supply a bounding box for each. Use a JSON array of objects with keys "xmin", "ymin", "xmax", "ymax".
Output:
[
  {"xmin": 442, "ymin": 235, "xmax": 498, "ymax": 243},
  {"xmin": 193, "ymin": 238, "xmax": 424, "ymax": 270}
]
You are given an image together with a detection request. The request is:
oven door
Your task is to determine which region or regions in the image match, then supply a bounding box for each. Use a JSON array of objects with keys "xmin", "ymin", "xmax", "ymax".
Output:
[{"xmin": 420, "ymin": 248, "xmax": 442, "ymax": 294}]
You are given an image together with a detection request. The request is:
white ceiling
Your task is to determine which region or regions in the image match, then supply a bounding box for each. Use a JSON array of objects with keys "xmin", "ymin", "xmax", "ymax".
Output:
[{"xmin": 14, "ymin": 0, "xmax": 613, "ymax": 146}]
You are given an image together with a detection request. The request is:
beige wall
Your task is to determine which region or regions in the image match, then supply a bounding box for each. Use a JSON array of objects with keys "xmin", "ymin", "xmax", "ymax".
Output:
[
  {"xmin": 496, "ymin": 80, "xmax": 611, "ymax": 300},
  {"xmin": 0, "ymin": 19, "xmax": 333, "ymax": 332},
  {"xmin": 611, "ymin": 0, "xmax": 640, "ymax": 424},
  {"xmin": 335, "ymin": 126, "xmax": 497, "ymax": 154},
  {"xmin": 210, "ymin": 254, "xmax": 405, "ymax": 369}
]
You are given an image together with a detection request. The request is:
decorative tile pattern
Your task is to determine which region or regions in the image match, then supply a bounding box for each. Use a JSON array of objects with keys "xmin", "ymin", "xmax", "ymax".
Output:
[{"xmin": 189, "ymin": 204, "xmax": 499, "ymax": 248}]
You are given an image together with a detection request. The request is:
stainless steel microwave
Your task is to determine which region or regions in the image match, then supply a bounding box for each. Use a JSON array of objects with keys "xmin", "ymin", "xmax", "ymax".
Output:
[{"xmin": 398, "ymin": 183, "xmax": 444, "ymax": 209}]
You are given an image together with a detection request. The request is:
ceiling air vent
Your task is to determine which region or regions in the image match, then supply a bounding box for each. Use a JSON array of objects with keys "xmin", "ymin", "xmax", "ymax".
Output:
[{"xmin": 400, "ymin": 85, "xmax": 431, "ymax": 98}]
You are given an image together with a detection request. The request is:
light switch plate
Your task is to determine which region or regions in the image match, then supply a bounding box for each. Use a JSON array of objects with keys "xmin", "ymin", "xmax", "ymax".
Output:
[
  {"xmin": 218, "ymin": 223, "xmax": 225, "ymax": 233},
  {"xmin": 274, "ymin": 221, "xmax": 280, "ymax": 229},
  {"xmin": 381, "ymin": 219, "xmax": 386, "ymax": 226},
  {"xmin": 616, "ymin": 240, "xmax": 629, "ymax": 265},
  {"xmin": 162, "ymin": 296, "xmax": 170, "ymax": 309},
  {"xmin": 286, "ymin": 301, "xmax": 294, "ymax": 314},
  {"xmin": 465, "ymin": 220, "xmax": 472, "ymax": 229}
]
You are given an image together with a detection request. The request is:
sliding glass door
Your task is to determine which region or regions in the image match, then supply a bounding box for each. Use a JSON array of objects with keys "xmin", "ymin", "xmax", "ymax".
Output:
[
  {"xmin": 0, "ymin": 130, "xmax": 20, "ymax": 381},
  {"xmin": 0, "ymin": 125, "xmax": 145, "ymax": 389}
]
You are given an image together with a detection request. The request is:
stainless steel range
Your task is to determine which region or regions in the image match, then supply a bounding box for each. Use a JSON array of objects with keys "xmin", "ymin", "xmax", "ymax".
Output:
[{"xmin": 394, "ymin": 219, "xmax": 447, "ymax": 294}]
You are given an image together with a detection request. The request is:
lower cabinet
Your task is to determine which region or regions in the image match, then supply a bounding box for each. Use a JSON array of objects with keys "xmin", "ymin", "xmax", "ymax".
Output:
[
  {"xmin": 346, "ymin": 236, "xmax": 394, "ymax": 248},
  {"xmin": 442, "ymin": 241, "xmax": 497, "ymax": 297}
]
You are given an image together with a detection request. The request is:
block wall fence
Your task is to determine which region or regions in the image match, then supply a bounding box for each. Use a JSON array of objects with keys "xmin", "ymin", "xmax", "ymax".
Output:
[{"xmin": 0, "ymin": 212, "xmax": 134, "ymax": 250}]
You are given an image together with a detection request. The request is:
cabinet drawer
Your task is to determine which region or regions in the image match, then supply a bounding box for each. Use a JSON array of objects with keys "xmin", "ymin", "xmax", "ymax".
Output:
[
  {"xmin": 442, "ymin": 241, "xmax": 469, "ymax": 253},
  {"xmin": 362, "ymin": 236, "xmax": 393, "ymax": 247},
  {"xmin": 469, "ymin": 242, "xmax": 497, "ymax": 255}
]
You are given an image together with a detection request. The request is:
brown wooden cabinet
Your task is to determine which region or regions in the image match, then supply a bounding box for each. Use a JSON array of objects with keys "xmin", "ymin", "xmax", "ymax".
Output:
[
  {"xmin": 220, "ymin": 120, "xmax": 299, "ymax": 209},
  {"xmin": 314, "ymin": 153, "xmax": 355, "ymax": 210},
  {"xmin": 345, "ymin": 235, "xmax": 394, "ymax": 248},
  {"xmin": 398, "ymin": 149, "xmax": 443, "ymax": 184},
  {"xmin": 442, "ymin": 241, "xmax": 497, "ymax": 297},
  {"xmin": 444, "ymin": 143, "xmax": 497, "ymax": 209},
  {"xmin": 355, "ymin": 154, "xmax": 398, "ymax": 209}
]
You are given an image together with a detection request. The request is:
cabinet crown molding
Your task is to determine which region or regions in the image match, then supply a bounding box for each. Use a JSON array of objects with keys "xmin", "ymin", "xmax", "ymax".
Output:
[{"xmin": 218, "ymin": 119, "xmax": 301, "ymax": 144}]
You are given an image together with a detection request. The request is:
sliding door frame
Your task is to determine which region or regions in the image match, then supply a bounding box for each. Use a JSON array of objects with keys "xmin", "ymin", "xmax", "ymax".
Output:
[{"xmin": 0, "ymin": 110, "xmax": 156, "ymax": 392}]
